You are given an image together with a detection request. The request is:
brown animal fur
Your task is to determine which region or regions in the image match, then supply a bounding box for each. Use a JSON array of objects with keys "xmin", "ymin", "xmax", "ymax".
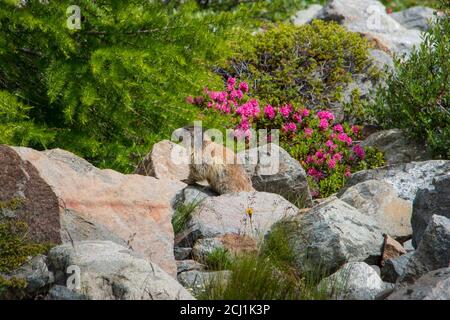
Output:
[{"xmin": 181, "ymin": 126, "xmax": 254, "ymax": 194}]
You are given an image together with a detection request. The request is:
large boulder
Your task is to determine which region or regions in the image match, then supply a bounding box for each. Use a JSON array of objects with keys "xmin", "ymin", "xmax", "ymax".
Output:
[
  {"xmin": 272, "ymin": 198, "xmax": 384, "ymax": 272},
  {"xmin": 360, "ymin": 129, "xmax": 431, "ymax": 165},
  {"xmin": 0, "ymin": 145, "xmax": 186, "ymax": 277},
  {"xmin": 412, "ymin": 174, "xmax": 450, "ymax": 248},
  {"xmin": 390, "ymin": 6, "xmax": 437, "ymax": 31},
  {"xmin": 176, "ymin": 191, "xmax": 299, "ymax": 247},
  {"xmin": 387, "ymin": 267, "xmax": 450, "ymax": 300},
  {"xmin": 338, "ymin": 180, "xmax": 412, "ymax": 239},
  {"xmin": 47, "ymin": 241, "xmax": 194, "ymax": 300},
  {"xmin": 314, "ymin": 0, "xmax": 422, "ymax": 56},
  {"xmin": 319, "ymin": 262, "xmax": 393, "ymax": 300},
  {"xmin": 400, "ymin": 215, "xmax": 450, "ymax": 283},
  {"xmin": 134, "ymin": 140, "xmax": 190, "ymax": 180},
  {"xmin": 238, "ymin": 144, "xmax": 312, "ymax": 207},
  {"xmin": 342, "ymin": 160, "xmax": 450, "ymax": 202}
]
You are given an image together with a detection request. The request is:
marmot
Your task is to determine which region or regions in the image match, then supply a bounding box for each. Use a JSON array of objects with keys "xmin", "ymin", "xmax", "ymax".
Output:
[{"xmin": 177, "ymin": 126, "xmax": 254, "ymax": 195}]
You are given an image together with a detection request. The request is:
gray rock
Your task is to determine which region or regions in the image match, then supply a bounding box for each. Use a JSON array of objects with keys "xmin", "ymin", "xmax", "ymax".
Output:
[
  {"xmin": 370, "ymin": 265, "xmax": 381, "ymax": 276},
  {"xmin": 192, "ymin": 238, "xmax": 224, "ymax": 262},
  {"xmin": 273, "ymin": 198, "xmax": 384, "ymax": 272},
  {"xmin": 177, "ymin": 270, "xmax": 231, "ymax": 297},
  {"xmin": 319, "ymin": 262, "xmax": 391, "ymax": 300},
  {"xmin": 381, "ymin": 252, "xmax": 414, "ymax": 283},
  {"xmin": 412, "ymin": 174, "xmax": 450, "ymax": 248},
  {"xmin": 46, "ymin": 285, "xmax": 87, "ymax": 300},
  {"xmin": 134, "ymin": 140, "xmax": 190, "ymax": 181},
  {"xmin": 47, "ymin": 241, "xmax": 195, "ymax": 300},
  {"xmin": 174, "ymin": 247, "xmax": 192, "ymax": 260},
  {"xmin": 315, "ymin": 0, "xmax": 422, "ymax": 56},
  {"xmin": 292, "ymin": 4, "xmax": 323, "ymax": 25},
  {"xmin": 176, "ymin": 260, "xmax": 205, "ymax": 274},
  {"xmin": 238, "ymin": 144, "xmax": 312, "ymax": 207},
  {"xmin": 403, "ymin": 239, "xmax": 415, "ymax": 252},
  {"xmin": 61, "ymin": 209, "xmax": 128, "ymax": 248},
  {"xmin": 175, "ymin": 185, "xmax": 217, "ymax": 208},
  {"xmin": 338, "ymin": 179, "xmax": 412, "ymax": 239},
  {"xmin": 387, "ymin": 267, "xmax": 450, "ymax": 300},
  {"xmin": 400, "ymin": 215, "xmax": 450, "ymax": 283},
  {"xmin": 176, "ymin": 191, "xmax": 299, "ymax": 247},
  {"xmin": 361, "ymin": 129, "xmax": 431, "ymax": 165},
  {"xmin": 5, "ymin": 255, "xmax": 54, "ymax": 295},
  {"xmin": 390, "ymin": 6, "xmax": 437, "ymax": 31},
  {"xmin": 343, "ymin": 160, "xmax": 450, "ymax": 202},
  {"xmin": 369, "ymin": 49, "xmax": 395, "ymax": 73}
]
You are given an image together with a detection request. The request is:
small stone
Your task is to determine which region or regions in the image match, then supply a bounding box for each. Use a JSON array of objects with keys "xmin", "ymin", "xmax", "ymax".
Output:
[{"xmin": 382, "ymin": 235, "xmax": 407, "ymax": 265}]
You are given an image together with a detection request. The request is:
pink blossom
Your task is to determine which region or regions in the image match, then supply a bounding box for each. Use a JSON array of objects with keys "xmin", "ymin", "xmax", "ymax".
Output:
[
  {"xmin": 282, "ymin": 122, "xmax": 297, "ymax": 133},
  {"xmin": 239, "ymin": 81, "xmax": 249, "ymax": 92},
  {"xmin": 346, "ymin": 136, "xmax": 353, "ymax": 145},
  {"xmin": 186, "ymin": 96, "xmax": 194, "ymax": 104},
  {"xmin": 307, "ymin": 168, "xmax": 323, "ymax": 180},
  {"xmin": 264, "ymin": 105, "xmax": 276, "ymax": 119},
  {"xmin": 279, "ymin": 104, "xmax": 293, "ymax": 118},
  {"xmin": 227, "ymin": 77, "xmax": 236, "ymax": 91},
  {"xmin": 325, "ymin": 140, "xmax": 334, "ymax": 148},
  {"xmin": 333, "ymin": 124, "xmax": 344, "ymax": 133},
  {"xmin": 319, "ymin": 118, "xmax": 329, "ymax": 130},
  {"xmin": 353, "ymin": 145, "xmax": 366, "ymax": 159},
  {"xmin": 315, "ymin": 150, "xmax": 324, "ymax": 159},
  {"xmin": 230, "ymin": 89, "xmax": 243, "ymax": 101},
  {"xmin": 292, "ymin": 113, "xmax": 302, "ymax": 123},
  {"xmin": 236, "ymin": 100, "xmax": 260, "ymax": 118},
  {"xmin": 306, "ymin": 155, "xmax": 314, "ymax": 164},
  {"xmin": 327, "ymin": 158, "xmax": 337, "ymax": 169},
  {"xmin": 317, "ymin": 110, "xmax": 335, "ymax": 121},
  {"xmin": 333, "ymin": 153, "xmax": 343, "ymax": 162},
  {"xmin": 304, "ymin": 127, "xmax": 314, "ymax": 137},
  {"xmin": 337, "ymin": 133, "xmax": 349, "ymax": 143},
  {"xmin": 301, "ymin": 108, "xmax": 310, "ymax": 117},
  {"xmin": 345, "ymin": 169, "xmax": 352, "ymax": 178},
  {"xmin": 351, "ymin": 125, "xmax": 360, "ymax": 135}
]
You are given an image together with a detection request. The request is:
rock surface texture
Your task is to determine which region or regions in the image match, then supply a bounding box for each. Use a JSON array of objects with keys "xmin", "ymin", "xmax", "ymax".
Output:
[
  {"xmin": 238, "ymin": 144, "xmax": 312, "ymax": 206},
  {"xmin": 273, "ymin": 198, "xmax": 384, "ymax": 272},
  {"xmin": 411, "ymin": 174, "xmax": 450, "ymax": 248},
  {"xmin": 320, "ymin": 262, "xmax": 392, "ymax": 300},
  {"xmin": 388, "ymin": 267, "xmax": 450, "ymax": 300},
  {"xmin": 0, "ymin": 145, "xmax": 185, "ymax": 276},
  {"xmin": 339, "ymin": 180, "xmax": 412, "ymax": 239},
  {"xmin": 400, "ymin": 215, "xmax": 450, "ymax": 283},
  {"xmin": 47, "ymin": 241, "xmax": 194, "ymax": 300}
]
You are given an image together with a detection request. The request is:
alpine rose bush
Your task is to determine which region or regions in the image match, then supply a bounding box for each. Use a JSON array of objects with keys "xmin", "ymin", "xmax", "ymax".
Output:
[{"xmin": 188, "ymin": 78, "xmax": 385, "ymax": 198}]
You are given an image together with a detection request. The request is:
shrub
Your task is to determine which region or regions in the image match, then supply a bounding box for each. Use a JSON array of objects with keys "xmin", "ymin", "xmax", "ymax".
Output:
[
  {"xmin": 368, "ymin": 13, "xmax": 450, "ymax": 159},
  {"xmin": 189, "ymin": 77, "xmax": 385, "ymax": 198},
  {"xmin": 221, "ymin": 21, "xmax": 375, "ymax": 112}
]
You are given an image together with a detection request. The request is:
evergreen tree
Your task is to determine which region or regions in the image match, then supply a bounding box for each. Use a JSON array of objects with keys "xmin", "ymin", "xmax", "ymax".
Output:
[{"xmin": 0, "ymin": 0, "xmax": 242, "ymax": 171}]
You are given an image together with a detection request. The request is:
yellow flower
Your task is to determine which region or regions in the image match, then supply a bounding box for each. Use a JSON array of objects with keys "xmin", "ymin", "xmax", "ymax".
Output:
[{"xmin": 246, "ymin": 207, "xmax": 254, "ymax": 218}]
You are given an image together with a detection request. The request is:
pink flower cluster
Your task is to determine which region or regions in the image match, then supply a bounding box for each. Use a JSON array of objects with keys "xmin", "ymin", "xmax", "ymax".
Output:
[{"xmin": 188, "ymin": 77, "xmax": 368, "ymax": 197}]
